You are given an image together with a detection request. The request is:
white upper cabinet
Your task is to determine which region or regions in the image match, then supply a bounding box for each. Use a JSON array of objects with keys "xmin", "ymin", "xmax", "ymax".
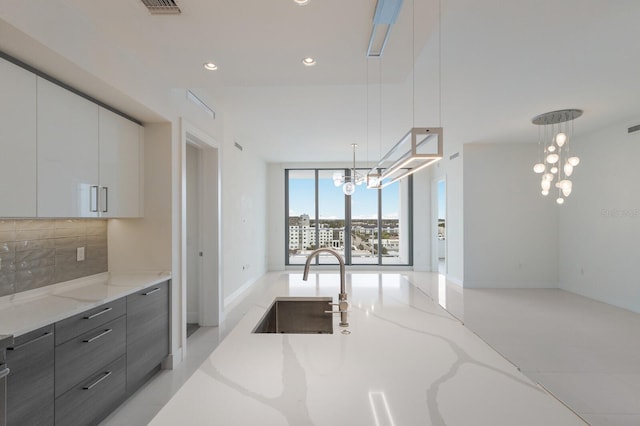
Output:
[
  {"xmin": 98, "ymin": 107, "xmax": 143, "ymax": 218},
  {"xmin": 0, "ymin": 57, "xmax": 37, "ymax": 217},
  {"xmin": 37, "ymin": 77, "xmax": 100, "ymax": 218}
]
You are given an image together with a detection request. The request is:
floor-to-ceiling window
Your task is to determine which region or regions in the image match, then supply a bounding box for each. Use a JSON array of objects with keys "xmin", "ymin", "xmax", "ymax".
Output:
[{"xmin": 286, "ymin": 168, "xmax": 412, "ymax": 266}]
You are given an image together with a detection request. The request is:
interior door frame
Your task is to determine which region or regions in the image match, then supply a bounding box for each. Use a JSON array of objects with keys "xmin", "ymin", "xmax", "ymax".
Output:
[{"xmin": 180, "ymin": 119, "xmax": 222, "ymax": 353}]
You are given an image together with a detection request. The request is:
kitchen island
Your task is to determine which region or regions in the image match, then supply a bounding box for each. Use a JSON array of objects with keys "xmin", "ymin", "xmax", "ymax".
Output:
[{"xmin": 150, "ymin": 272, "xmax": 585, "ymax": 426}]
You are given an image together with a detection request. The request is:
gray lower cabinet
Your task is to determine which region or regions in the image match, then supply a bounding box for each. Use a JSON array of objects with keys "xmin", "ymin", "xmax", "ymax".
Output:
[
  {"xmin": 5, "ymin": 282, "xmax": 170, "ymax": 425},
  {"xmin": 126, "ymin": 281, "xmax": 170, "ymax": 394},
  {"xmin": 55, "ymin": 315, "xmax": 126, "ymax": 398},
  {"xmin": 6, "ymin": 325, "xmax": 55, "ymax": 426},
  {"xmin": 55, "ymin": 356, "xmax": 126, "ymax": 426}
]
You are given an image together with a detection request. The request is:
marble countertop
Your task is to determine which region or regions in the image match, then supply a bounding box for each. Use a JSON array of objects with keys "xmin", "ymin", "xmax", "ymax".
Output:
[
  {"xmin": 0, "ymin": 271, "xmax": 171, "ymax": 337},
  {"xmin": 150, "ymin": 272, "xmax": 586, "ymax": 426}
]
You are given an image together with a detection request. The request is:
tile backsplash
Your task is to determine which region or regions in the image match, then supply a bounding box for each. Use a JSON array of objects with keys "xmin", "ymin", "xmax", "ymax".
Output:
[{"xmin": 0, "ymin": 219, "xmax": 108, "ymax": 297}]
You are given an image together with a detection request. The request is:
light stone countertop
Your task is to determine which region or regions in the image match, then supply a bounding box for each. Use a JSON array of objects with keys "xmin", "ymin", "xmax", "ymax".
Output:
[
  {"xmin": 0, "ymin": 271, "xmax": 171, "ymax": 337},
  {"xmin": 149, "ymin": 272, "xmax": 587, "ymax": 426}
]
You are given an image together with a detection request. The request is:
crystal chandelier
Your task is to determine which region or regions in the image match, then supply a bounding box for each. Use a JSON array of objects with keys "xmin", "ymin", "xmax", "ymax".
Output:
[
  {"xmin": 333, "ymin": 144, "xmax": 366, "ymax": 195},
  {"xmin": 532, "ymin": 109, "xmax": 582, "ymax": 205}
]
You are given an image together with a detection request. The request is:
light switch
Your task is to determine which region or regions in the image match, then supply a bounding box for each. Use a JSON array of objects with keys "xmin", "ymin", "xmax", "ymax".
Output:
[{"xmin": 77, "ymin": 247, "xmax": 85, "ymax": 262}]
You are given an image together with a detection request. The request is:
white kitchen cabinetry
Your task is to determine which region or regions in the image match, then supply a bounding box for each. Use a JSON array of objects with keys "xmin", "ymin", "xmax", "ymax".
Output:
[
  {"xmin": 0, "ymin": 57, "xmax": 37, "ymax": 217},
  {"xmin": 36, "ymin": 77, "xmax": 143, "ymax": 218},
  {"xmin": 37, "ymin": 77, "xmax": 100, "ymax": 218},
  {"xmin": 98, "ymin": 107, "xmax": 143, "ymax": 218}
]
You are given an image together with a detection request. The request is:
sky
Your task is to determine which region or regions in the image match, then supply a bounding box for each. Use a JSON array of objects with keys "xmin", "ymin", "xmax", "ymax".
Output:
[
  {"xmin": 288, "ymin": 173, "xmax": 399, "ymax": 220},
  {"xmin": 289, "ymin": 173, "xmax": 448, "ymax": 221}
]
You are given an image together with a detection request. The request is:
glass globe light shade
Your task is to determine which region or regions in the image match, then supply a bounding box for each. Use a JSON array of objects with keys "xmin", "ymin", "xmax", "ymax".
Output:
[
  {"xmin": 533, "ymin": 163, "xmax": 545, "ymax": 173},
  {"xmin": 550, "ymin": 167, "xmax": 558, "ymax": 174},
  {"xmin": 560, "ymin": 179, "xmax": 572, "ymax": 190},
  {"xmin": 541, "ymin": 180, "xmax": 551, "ymax": 191},
  {"xmin": 548, "ymin": 145, "xmax": 556, "ymax": 153},
  {"xmin": 546, "ymin": 153, "xmax": 559, "ymax": 164},
  {"xmin": 543, "ymin": 173, "xmax": 554, "ymax": 182},
  {"xmin": 556, "ymin": 197, "xmax": 565, "ymax": 205},
  {"xmin": 555, "ymin": 182, "xmax": 562, "ymax": 188},
  {"xmin": 541, "ymin": 189, "xmax": 549, "ymax": 196},
  {"xmin": 568, "ymin": 156, "xmax": 580, "ymax": 166},
  {"xmin": 333, "ymin": 179, "xmax": 341, "ymax": 187},
  {"xmin": 343, "ymin": 182, "xmax": 355, "ymax": 195},
  {"xmin": 555, "ymin": 132, "xmax": 567, "ymax": 147},
  {"xmin": 562, "ymin": 187, "xmax": 572, "ymax": 197},
  {"xmin": 564, "ymin": 163, "xmax": 574, "ymax": 177}
]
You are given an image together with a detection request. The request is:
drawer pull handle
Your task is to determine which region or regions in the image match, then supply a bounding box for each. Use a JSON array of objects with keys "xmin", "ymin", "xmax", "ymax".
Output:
[
  {"xmin": 0, "ymin": 367, "xmax": 10, "ymax": 379},
  {"xmin": 84, "ymin": 307, "xmax": 113, "ymax": 320},
  {"xmin": 82, "ymin": 371, "xmax": 112, "ymax": 390},
  {"xmin": 83, "ymin": 328, "xmax": 112, "ymax": 343},
  {"xmin": 7, "ymin": 331, "xmax": 53, "ymax": 351},
  {"xmin": 142, "ymin": 288, "xmax": 160, "ymax": 296}
]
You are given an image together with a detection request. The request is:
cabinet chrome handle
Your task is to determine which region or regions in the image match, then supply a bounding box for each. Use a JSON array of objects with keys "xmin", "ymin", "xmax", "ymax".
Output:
[
  {"xmin": 83, "ymin": 307, "xmax": 113, "ymax": 320},
  {"xmin": 101, "ymin": 186, "xmax": 109, "ymax": 213},
  {"xmin": 82, "ymin": 328, "xmax": 112, "ymax": 343},
  {"xmin": 7, "ymin": 331, "xmax": 53, "ymax": 351},
  {"xmin": 0, "ymin": 367, "xmax": 10, "ymax": 379},
  {"xmin": 82, "ymin": 371, "xmax": 112, "ymax": 390},
  {"xmin": 90, "ymin": 185, "xmax": 99, "ymax": 212},
  {"xmin": 142, "ymin": 288, "xmax": 160, "ymax": 296}
]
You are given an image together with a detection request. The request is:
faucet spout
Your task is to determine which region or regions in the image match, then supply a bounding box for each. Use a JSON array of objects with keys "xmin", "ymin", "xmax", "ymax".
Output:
[{"xmin": 302, "ymin": 248, "xmax": 349, "ymax": 327}]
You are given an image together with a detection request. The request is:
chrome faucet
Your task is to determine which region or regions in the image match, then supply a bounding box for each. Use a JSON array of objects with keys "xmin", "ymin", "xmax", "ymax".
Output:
[{"xmin": 302, "ymin": 248, "xmax": 349, "ymax": 327}]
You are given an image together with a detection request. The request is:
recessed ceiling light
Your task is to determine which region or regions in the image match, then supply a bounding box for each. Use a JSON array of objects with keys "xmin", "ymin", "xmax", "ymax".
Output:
[
  {"xmin": 294, "ymin": 0, "xmax": 310, "ymax": 5},
  {"xmin": 302, "ymin": 57, "xmax": 316, "ymax": 66},
  {"xmin": 203, "ymin": 62, "xmax": 218, "ymax": 71}
]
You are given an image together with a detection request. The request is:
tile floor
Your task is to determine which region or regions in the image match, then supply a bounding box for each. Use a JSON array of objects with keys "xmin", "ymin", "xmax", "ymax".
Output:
[{"xmin": 102, "ymin": 271, "xmax": 640, "ymax": 426}]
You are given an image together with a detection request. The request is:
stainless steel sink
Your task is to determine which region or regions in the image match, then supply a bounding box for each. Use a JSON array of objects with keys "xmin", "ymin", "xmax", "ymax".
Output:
[{"xmin": 253, "ymin": 297, "xmax": 333, "ymax": 334}]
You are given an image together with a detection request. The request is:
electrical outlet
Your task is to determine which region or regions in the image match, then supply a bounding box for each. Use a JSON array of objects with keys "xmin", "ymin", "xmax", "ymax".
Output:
[{"xmin": 77, "ymin": 247, "xmax": 85, "ymax": 262}]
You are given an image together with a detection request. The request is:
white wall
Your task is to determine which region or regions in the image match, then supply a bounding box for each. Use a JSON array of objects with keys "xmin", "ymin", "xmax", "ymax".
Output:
[
  {"xmin": 463, "ymin": 143, "xmax": 558, "ymax": 288},
  {"xmin": 267, "ymin": 163, "xmax": 287, "ymax": 271},
  {"xmin": 221, "ymin": 116, "xmax": 268, "ymax": 307},
  {"xmin": 412, "ymin": 168, "xmax": 432, "ymax": 271},
  {"xmin": 558, "ymin": 117, "xmax": 640, "ymax": 313}
]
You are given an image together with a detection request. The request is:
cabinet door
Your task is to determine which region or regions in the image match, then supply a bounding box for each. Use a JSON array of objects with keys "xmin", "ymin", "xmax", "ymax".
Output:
[
  {"xmin": 37, "ymin": 77, "xmax": 99, "ymax": 218},
  {"xmin": 55, "ymin": 315, "xmax": 126, "ymax": 398},
  {"xmin": 98, "ymin": 107, "xmax": 143, "ymax": 218},
  {"xmin": 0, "ymin": 57, "xmax": 37, "ymax": 217},
  {"xmin": 126, "ymin": 281, "xmax": 169, "ymax": 394},
  {"xmin": 6, "ymin": 325, "xmax": 54, "ymax": 426},
  {"xmin": 55, "ymin": 355, "xmax": 125, "ymax": 426}
]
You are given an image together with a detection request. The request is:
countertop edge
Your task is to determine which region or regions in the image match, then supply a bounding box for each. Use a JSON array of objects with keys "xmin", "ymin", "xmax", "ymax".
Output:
[{"xmin": 0, "ymin": 271, "xmax": 172, "ymax": 337}]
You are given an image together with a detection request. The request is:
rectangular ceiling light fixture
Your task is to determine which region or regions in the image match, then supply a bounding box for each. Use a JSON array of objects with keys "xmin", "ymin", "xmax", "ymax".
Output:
[
  {"xmin": 367, "ymin": 0, "xmax": 404, "ymax": 57},
  {"xmin": 186, "ymin": 90, "xmax": 215, "ymax": 119},
  {"xmin": 368, "ymin": 127, "xmax": 443, "ymax": 188}
]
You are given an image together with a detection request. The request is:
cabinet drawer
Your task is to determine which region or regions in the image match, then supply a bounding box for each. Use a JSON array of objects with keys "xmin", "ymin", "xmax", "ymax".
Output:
[
  {"xmin": 6, "ymin": 325, "xmax": 54, "ymax": 426},
  {"xmin": 55, "ymin": 355, "xmax": 126, "ymax": 426},
  {"xmin": 55, "ymin": 297, "xmax": 126, "ymax": 345},
  {"xmin": 127, "ymin": 281, "xmax": 169, "ymax": 393},
  {"xmin": 55, "ymin": 316, "xmax": 126, "ymax": 398}
]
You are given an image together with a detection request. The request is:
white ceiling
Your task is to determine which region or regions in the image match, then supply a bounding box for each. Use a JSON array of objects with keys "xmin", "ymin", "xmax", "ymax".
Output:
[{"xmin": 1, "ymin": 0, "xmax": 640, "ymax": 163}]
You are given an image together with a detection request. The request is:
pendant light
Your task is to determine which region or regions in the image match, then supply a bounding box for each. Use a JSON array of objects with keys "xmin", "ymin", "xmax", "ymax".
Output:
[{"xmin": 531, "ymin": 109, "xmax": 582, "ymax": 204}]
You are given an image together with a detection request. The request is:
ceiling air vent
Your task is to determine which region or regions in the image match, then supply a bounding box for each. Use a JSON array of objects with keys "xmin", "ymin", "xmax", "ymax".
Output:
[{"xmin": 141, "ymin": 0, "xmax": 181, "ymax": 15}]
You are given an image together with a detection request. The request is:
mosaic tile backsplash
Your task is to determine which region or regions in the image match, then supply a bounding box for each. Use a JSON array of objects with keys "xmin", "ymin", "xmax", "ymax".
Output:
[{"xmin": 0, "ymin": 219, "xmax": 108, "ymax": 297}]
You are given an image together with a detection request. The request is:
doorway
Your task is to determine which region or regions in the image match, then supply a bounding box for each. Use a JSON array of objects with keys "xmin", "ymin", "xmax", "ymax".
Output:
[
  {"xmin": 435, "ymin": 178, "xmax": 446, "ymax": 274},
  {"xmin": 186, "ymin": 143, "xmax": 201, "ymax": 338},
  {"xmin": 180, "ymin": 120, "xmax": 222, "ymax": 360}
]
